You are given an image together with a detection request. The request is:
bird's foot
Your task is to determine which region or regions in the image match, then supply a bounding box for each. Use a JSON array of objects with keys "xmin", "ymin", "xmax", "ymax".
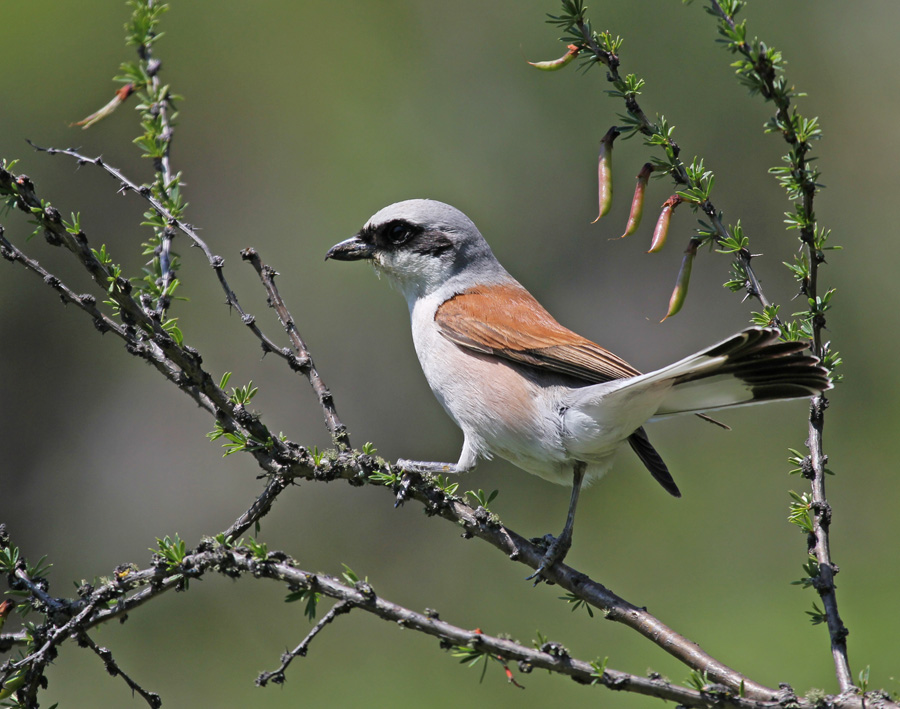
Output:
[
  {"xmin": 528, "ymin": 534, "xmax": 557, "ymax": 552},
  {"xmin": 525, "ymin": 533, "xmax": 571, "ymax": 585}
]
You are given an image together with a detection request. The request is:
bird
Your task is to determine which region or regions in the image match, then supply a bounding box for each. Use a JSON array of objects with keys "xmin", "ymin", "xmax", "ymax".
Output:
[{"xmin": 326, "ymin": 199, "xmax": 831, "ymax": 581}]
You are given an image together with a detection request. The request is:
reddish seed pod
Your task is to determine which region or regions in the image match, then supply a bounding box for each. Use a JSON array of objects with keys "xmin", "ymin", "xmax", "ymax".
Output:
[
  {"xmin": 592, "ymin": 126, "xmax": 620, "ymax": 224},
  {"xmin": 661, "ymin": 240, "xmax": 700, "ymax": 322},
  {"xmin": 620, "ymin": 162, "xmax": 654, "ymax": 238},
  {"xmin": 0, "ymin": 599, "xmax": 12, "ymax": 630},
  {"xmin": 115, "ymin": 83, "xmax": 135, "ymax": 101},
  {"xmin": 528, "ymin": 44, "xmax": 580, "ymax": 71},
  {"xmin": 74, "ymin": 83, "xmax": 136, "ymax": 129},
  {"xmin": 648, "ymin": 194, "xmax": 683, "ymax": 253}
]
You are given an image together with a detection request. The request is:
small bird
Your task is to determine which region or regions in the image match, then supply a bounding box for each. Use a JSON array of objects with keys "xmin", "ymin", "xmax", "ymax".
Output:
[{"xmin": 326, "ymin": 199, "xmax": 831, "ymax": 580}]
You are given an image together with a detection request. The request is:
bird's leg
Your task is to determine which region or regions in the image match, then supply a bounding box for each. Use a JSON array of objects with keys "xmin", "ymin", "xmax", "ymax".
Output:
[
  {"xmin": 396, "ymin": 460, "xmax": 465, "ymax": 474},
  {"xmin": 393, "ymin": 444, "xmax": 477, "ymax": 505},
  {"xmin": 397, "ymin": 438, "xmax": 479, "ymax": 476},
  {"xmin": 527, "ymin": 461, "xmax": 586, "ymax": 583}
]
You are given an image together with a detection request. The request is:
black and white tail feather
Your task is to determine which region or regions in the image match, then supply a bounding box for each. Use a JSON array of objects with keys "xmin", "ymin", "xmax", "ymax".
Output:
[
  {"xmin": 620, "ymin": 327, "xmax": 830, "ymax": 498},
  {"xmin": 650, "ymin": 327, "xmax": 830, "ymax": 416}
]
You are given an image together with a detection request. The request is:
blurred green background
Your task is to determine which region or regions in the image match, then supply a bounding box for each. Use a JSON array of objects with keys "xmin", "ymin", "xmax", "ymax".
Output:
[{"xmin": 2, "ymin": 1, "xmax": 898, "ymax": 707}]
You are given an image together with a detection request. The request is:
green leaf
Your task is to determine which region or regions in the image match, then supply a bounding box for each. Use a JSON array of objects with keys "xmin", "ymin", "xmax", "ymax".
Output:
[
  {"xmin": 341, "ymin": 563, "xmax": 363, "ymax": 586},
  {"xmin": 285, "ymin": 588, "xmax": 320, "ymax": 621},
  {"xmin": 559, "ymin": 591, "xmax": 594, "ymax": 618},
  {"xmin": 369, "ymin": 470, "xmax": 402, "ymax": 486},
  {"xmin": 589, "ymin": 657, "xmax": 609, "ymax": 684},
  {"xmin": 466, "ymin": 488, "xmax": 499, "ymax": 509},
  {"xmin": 434, "ymin": 474, "xmax": 459, "ymax": 496},
  {"xmin": 154, "ymin": 534, "xmax": 187, "ymax": 569},
  {"xmin": 806, "ymin": 601, "xmax": 827, "ymax": 625},
  {"xmin": 246, "ymin": 538, "xmax": 268, "ymax": 560}
]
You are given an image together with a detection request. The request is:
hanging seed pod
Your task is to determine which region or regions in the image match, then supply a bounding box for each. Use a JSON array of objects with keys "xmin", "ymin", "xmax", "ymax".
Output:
[
  {"xmin": 661, "ymin": 239, "xmax": 700, "ymax": 322},
  {"xmin": 620, "ymin": 162, "xmax": 654, "ymax": 238},
  {"xmin": 0, "ymin": 600, "xmax": 12, "ymax": 632},
  {"xmin": 592, "ymin": 126, "xmax": 620, "ymax": 223},
  {"xmin": 528, "ymin": 44, "xmax": 581, "ymax": 71},
  {"xmin": 648, "ymin": 194, "xmax": 683, "ymax": 253},
  {"xmin": 73, "ymin": 83, "xmax": 135, "ymax": 129}
]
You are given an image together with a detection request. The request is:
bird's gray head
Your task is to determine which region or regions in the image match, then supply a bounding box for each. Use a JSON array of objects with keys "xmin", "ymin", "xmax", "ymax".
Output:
[{"xmin": 326, "ymin": 199, "xmax": 506, "ymax": 302}]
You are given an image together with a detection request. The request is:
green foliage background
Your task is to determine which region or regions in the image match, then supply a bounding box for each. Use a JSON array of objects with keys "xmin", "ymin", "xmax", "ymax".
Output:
[{"xmin": 1, "ymin": 1, "xmax": 898, "ymax": 706}]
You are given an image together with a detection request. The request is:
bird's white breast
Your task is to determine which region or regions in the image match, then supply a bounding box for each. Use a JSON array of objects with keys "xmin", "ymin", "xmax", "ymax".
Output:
[{"xmin": 407, "ymin": 292, "xmax": 620, "ymax": 485}]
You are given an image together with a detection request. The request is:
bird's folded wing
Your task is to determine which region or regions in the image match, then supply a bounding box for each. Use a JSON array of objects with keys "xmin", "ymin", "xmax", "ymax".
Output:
[
  {"xmin": 437, "ymin": 283, "xmax": 684, "ymax": 497},
  {"xmin": 435, "ymin": 283, "xmax": 640, "ymax": 384}
]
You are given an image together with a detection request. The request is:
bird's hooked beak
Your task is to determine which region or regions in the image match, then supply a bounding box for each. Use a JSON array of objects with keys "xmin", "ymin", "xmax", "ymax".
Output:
[{"xmin": 325, "ymin": 235, "xmax": 375, "ymax": 262}]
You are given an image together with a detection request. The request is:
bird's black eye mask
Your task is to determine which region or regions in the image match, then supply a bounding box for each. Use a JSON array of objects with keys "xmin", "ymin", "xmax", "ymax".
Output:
[{"xmin": 360, "ymin": 219, "xmax": 454, "ymax": 257}]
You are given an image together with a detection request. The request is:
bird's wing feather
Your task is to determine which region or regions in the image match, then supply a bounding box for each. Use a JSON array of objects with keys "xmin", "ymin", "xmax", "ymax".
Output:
[
  {"xmin": 435, "ymin": 283, "xmax": 640, "ymax": 384},
  {"xmin": 628, "ymin": 427, "xmax": 681, "ymax": 497},
  {"xmin": 436, "ymin": 283, "xmax": 683, "ymax": 496}
]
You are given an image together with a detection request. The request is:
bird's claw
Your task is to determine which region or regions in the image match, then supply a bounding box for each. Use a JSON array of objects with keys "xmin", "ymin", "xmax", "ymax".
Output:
[
  {"xmin": 529, "ymin": 533, "xmax": 557, "ymax": 551},
  {"xmin": 525, "ymin": 534, "xmax": 569, "ymax": 585}
]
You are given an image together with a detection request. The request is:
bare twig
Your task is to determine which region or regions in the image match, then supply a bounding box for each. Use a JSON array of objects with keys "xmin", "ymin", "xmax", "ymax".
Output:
[
  {"xmin": 25, "ymin": 145, "xmax": 351, "ymax": 450},
  {"xmin": 242, "ymin": 247, "xmax": 350, "ymax": 449},
  {"xmin": 78, "ymin": 632, "xmax": 161, "ymax": 708},
  {"xmin": 256, "ymin": 601, "xmax": 352, "ymax": 686},
  {"xmin": 0, "ymin": 630, "xmax": 28, "ymax": 651},
  {"xmin": 12, "ymin": 569, "xmax": 66, "ymax": 618},
  {"xmin": 0, "ymin": 227, "xmax": 216, "ymax": 416},
  {"xmin": 222, "ymin": 474, "xmax": 293, "ymax": 542}
]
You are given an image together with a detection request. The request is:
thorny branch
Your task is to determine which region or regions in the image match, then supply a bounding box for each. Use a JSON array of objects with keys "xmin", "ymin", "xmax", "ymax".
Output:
[
  {"xmin": 77, "ymin": 632, "xmax": 161, "ymax": 708},
  {"xmin": 0, "ymin": 227, "xmax": 212, "ymax": 416},
  {"xmin": 1, "ymin": 205, "xmax": 764, "ymax": 697},
  {"xmin": 131, "ymin": 0, "xmax": 177, "ymax": 322},
  {"xmin": 26, "ymin": 143, "xmax": 351, "ymax": 450},
  {"xmin": 3, "ymin": 535, "xmax": 889, "ymax": 709},
  {"xmin": 241, "ymin": 247, "xmax": 350, "ymax": 449},
  {"xmin": 706, "ymin": 0, "xmax": 850, "ymax": 692},
  {"xmin": 0, "ymin": 163, "xmax": 316, "ymax": 491},
  {"xmin": 256, "ymin": 600, "xmax": 352, "ymax": 687}
]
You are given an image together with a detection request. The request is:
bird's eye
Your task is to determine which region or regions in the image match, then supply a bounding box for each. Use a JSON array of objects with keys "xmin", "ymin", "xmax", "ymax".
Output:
[{"xmin": 387, "ymin": 223, "xmax": 411, "ymax": 245}]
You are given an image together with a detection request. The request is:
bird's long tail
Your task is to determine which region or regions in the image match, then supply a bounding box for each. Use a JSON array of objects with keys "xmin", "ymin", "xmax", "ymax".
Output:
[{"xmin": 648, "ymin": 327, "xmax": 831, "ymax": 416}]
